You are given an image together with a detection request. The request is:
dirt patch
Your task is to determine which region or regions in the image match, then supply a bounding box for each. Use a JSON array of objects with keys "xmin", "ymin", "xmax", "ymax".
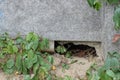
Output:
[
  {"xmin": 0, "ymin": 70, "xmax": 23, "ymax": 80},
  {"xmin": 51, "ymin": 53, "xmax": 103, "ymax": 80}
]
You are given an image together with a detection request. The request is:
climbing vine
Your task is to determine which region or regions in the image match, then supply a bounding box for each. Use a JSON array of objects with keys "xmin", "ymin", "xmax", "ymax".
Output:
[
  {"xmin": 87, "ymin": 0, "xmax": 120, "ymax": 30},
  {"xmin": 87, "ymin": 52, "xmax": 120, "ymax": 80}
]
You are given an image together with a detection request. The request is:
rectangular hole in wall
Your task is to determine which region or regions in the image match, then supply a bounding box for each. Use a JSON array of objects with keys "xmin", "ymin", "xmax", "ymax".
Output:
[{"xmin": 54, "ymin": 41, "xmax": 104, "ymax": 60}]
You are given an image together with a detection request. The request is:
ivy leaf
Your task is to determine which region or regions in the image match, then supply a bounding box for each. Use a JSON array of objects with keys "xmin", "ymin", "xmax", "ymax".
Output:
[
  {"xmin": 87, "ymin": 0, "xmax": 101, "ymax": 11},
  {"xmin": 25, "ymin": 42, "xmax": 33, "ymax": 50},
  {"xmin": 3, "ymin": 59, "xmax": 15, "ymax": 74},
  {"xmin": 100, "ymin": 71, "xmax": 112, "ymax": 80},
  {"xmin": 110, "ymin": 58, "xmax": 119, "ymax": 72},
  {"xmin": 47, "ymin": 56, "xmax": 54, "ymax": 64},
  {"xmin": 22, "ymin": 60, "xmax": 28, "ymax": 74},
  {"xmin": 26, "ymin": 32, "xmax": 34, "ymax": 41},
  {"xmin": 24, "ymin": 75, "xmax": 31, "ymax": 80},
  {"xmin": 15, "ymin": 54, "xmax": 22, "ymax": 72},
  {"xmin": 56, "ymin": 46, "xmax": 67, "ymax": 54},
  {"xmin": 106, "ymin": 70, "xmax": 115, "ymax": 78},
  {"xmin": 33, "ymin": 62, "xmax": 39, "ymax": 74},
  {"xmin": 25, "ymin": 58, "xmax": 33, "ymax": 69},
  {"xmin": 87, "ymin": 0, "xmax": 95, "ymax": 7},
  {"xmin": 32, "ymin": 54, "xmax": 38, "ymax": 64},
  {"xmin": 41, "ymin": 63, "xmax": 51, "ymax": 71},
  {"xmin": 6, "ymin": 59, "xmax": 14, "ymax": 68},
  {"xmin": 93, "ymin": 1, "xmax": 102, "ymax": 11},
  {"xmin": 39, "ymin": 38, "xmax": 49, "ymax": 50},
  {"xmin": 32, "ymin": 41, "xmax": 39, "ymax": 51},
  {"xmin": 113, "ymin": 6, "xmax": 120, "ymax": 30},
  {"xmin": 25, "ymin": 50, "xmax": 37, "ymax": 69},
  {"xmin": 16, "ymin": 36, "xmax": 24, "ymax": 44},
  {"xmin": 26, "ymin": 32, "xmax": 39, "ymax": 41},
  {"xmin": 107, "ymin": 0, "xmax": 119, "ymax": 4},
  {"xmin": 38, "ymin": 55, "xmax": 45, "ymax": 65},
  {"xmin": 12, "ymin": 45, "xmax": 18, "ymax": 53},
  {"xmin": 104, "ymin": 57, "xmax": 111, "ymax": 70},
  {"xmin": 3, "ymin": 65, "xmax": 14, "ymax": 74},
  {"xmin": 6, "ymin": 45, "xmax": 13, "ymax": 53}
]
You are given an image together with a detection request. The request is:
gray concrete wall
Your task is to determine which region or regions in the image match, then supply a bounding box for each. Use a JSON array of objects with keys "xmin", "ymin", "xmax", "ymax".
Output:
[
  {"xmin": 101, "ymin": 4, "xmax": 120, "ymax": 57},
  {"xmin": 0, "ymin": 0, "xmax": 119, "ymax": 56},
  {"xmin": 0, "ymin": 0, "xmax": 101, "ymax": 41}
]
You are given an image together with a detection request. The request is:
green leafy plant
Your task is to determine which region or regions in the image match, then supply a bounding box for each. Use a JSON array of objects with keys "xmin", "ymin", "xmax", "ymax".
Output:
[
  {"xmin": 56, "ymin": 46, "xmax": 67, "ymax": 54},
  {"xmin": 0, "ymin": 32, "xmax": 55, "ymax": 80},
  {"xmin": 87, "ymin": 0, "xmax": 102, "ymax": 11},
  {"xmin": 55, "ymin": 45, "xmax": 72, "ymax": 58},
  {"xmin": 87, "ymin": 0, "xmax": 120, "ymax": 30},
  {"xmin": 86, "ymin": 52, "xmax": 120, "ymax": 80},
  {"xmin": 107, "ymin": 0, "xmax": 119, "ymax": 4},
  {"xmin": 113, "ymin": 6, "xmax": 120, "ymax": 30}
]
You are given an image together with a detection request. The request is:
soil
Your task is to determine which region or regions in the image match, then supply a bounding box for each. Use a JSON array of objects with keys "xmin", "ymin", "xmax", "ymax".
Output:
[
  {"xmin": 0, "ymin": 54, "xmax": 103, "ymax": 80},
  {"xmin": 51, "ymin": 54, "xmax": 103, "ymax": 80}
]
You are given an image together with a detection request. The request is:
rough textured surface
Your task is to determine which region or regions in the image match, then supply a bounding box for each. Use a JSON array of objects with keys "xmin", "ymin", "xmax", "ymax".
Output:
[
  {"xmin": 101, "ymin": 4, "xmax": 120, "ymax": 57},
  {"xmin": 0, "ymin": 0, "xmax": 120, "ymax": 56},
  {"xmin": 52, "ymin": 54, "xmax": 96, "ymax": 80},
  {"xmin": 0, "ymin": 0, "xmax": 101, "ymax": 41}
]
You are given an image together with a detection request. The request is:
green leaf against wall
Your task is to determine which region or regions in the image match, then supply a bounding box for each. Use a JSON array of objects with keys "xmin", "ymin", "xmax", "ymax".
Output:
[
  {"xmin": 26, "ymin": 32, "xmax": 39, "ymax": 42},
  {"xmin": 87, "ymin": 0, "xmax": 95, "ymax": 7},
  {"xmin": 87, "ymin": 0, "xmax": 101, "ymax": 11},
  {"xmin": 32, "ymin": 41, "xmax": 39, "ymax": 51},
  {"xmin": 113, "ymin": 6, "xmax": 120, "ymax": 30},
  {"xmin": 93, "ymin": 1, "xmax": 102, "ymax": 11},
  {"xmin": 15, "ymin": 36, "xmax": 24, "ymax": 44},
  {"xmin": 39, "ymin": 38, "xmax": 49, "ymax": 50},
  {"xmin": 107, "ymin": 0, "xmax": 119, "ymax": 4}
]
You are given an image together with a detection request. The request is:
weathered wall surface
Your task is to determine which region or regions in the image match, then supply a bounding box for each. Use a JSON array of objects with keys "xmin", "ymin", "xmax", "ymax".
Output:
[
  {"xmin": 0, "ymin": 0, "xmax": 101, "ymax": 41},
  {"xmin": 0, "ymin": 0, "xmax": 119, "ymax": 56},
  {"xmin": 101, "ymin": 4, "xmax": 120, "ymax": 57}
]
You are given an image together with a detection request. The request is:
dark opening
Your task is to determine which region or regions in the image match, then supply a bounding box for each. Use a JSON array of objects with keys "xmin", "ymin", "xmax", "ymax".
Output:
[{"xmin": 55, "ymin": 41, "xmax": 98, "ymax": 57}]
